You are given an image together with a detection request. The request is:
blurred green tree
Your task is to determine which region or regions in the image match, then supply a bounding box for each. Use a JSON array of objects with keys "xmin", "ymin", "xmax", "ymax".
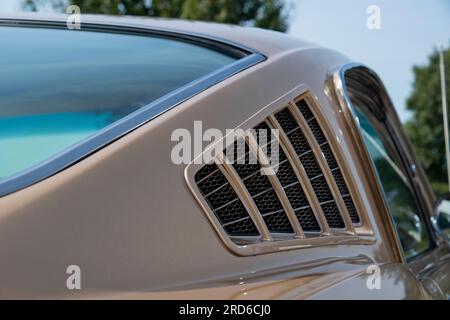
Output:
[
  {"xmin": 23, "ymin": 0, "xmax": 290, "ymax": 32},
  {"xmin": 404, "ymin": 47, "xmax": 450, "ymax": 195}
]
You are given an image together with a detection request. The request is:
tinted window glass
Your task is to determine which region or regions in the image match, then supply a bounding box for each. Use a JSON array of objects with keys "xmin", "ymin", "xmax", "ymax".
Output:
[
  {"xmin": 0, "ymin": 26, "xmax": 237, "ymax": 179},
  {"xmin": 355, "ymin": 108, "xmax": 431, "ymax": 259}
]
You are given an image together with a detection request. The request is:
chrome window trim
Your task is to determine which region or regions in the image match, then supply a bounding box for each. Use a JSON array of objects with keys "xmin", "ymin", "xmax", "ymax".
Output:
[
  {"xmin": 333, "ymin": 63, "xmax": 439, "ymax": 264},
  {"xmin": 329, "ymin": 63, "xmax": 405, "ymax": 263},
  {"xmin": 0, "ymin": 19, "xmax": 266, "ymax": 196},
  {"xmin": 0, "ymin": 18, "xmax": 256, "ymax": 58}
]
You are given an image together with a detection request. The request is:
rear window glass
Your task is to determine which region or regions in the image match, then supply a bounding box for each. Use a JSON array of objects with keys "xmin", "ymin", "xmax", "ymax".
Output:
[{"xmin": 0, "ymin": 26, "xmax": 238, "ymax": 180}]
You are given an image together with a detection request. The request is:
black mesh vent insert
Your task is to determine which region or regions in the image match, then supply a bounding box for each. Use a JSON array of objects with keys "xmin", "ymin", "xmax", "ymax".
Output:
[
  {"xmin": 296, "ymin": 99, "xmax": 360, "ymax": 224},
  {"xmin": 276, "ymin": 107, "xmax": 345, "ymax": 229},
  {"xmin": 230, "ymin": 137, "xmax": 294, "ymax": 234},
  {"xmin": 195, "ymin": 164, "xmax": 259, "ymax": 236},
  {"xmin": 274, "ymin": 147, "xmax": 320, "ymax": 232},
  {"xmin": 252, "ymin": 122, "xmax": 320, "ymax": 233},
  {"xmin": 295, "ymin": 207, "xmax": 321, "ymax": 231},
  {"xmin": 321, "ymin": 201, "xmax": 345, "ymax": 228}
]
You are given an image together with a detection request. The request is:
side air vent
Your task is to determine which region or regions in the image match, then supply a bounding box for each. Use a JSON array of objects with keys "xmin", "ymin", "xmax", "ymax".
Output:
[{"xmin": 188, "ymin": 92, "xmax": 371, "ymax": 255}]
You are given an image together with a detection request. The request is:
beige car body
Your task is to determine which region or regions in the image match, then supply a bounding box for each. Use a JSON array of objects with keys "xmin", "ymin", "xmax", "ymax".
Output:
[{"xmin": 0, "ymin": 13, "xmax": 449, "ymax": 299}]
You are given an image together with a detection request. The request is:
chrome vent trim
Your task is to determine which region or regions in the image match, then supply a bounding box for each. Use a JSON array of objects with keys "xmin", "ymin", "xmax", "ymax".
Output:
[{"xmin": 187, "ymin": 90, "xmax": 374, "ymax": 256}]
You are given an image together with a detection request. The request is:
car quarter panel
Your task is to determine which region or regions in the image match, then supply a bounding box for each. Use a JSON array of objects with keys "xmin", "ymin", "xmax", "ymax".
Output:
[{"xmin": 0, "ymin": 35, "xmax": 416, "ymax": 298}]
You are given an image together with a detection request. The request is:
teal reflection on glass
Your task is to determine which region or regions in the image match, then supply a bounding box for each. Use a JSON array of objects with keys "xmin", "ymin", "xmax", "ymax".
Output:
[
  {"xmin": 354, "ymin": 107, "xmax": 430, "ymax": 259},
  {"xmin": 0, "ymin": 112, "xmax": 113, "ymax": 179},
  {"xmin": 0, "ymin": 26, "xmax": 238, "ymax": 180}
]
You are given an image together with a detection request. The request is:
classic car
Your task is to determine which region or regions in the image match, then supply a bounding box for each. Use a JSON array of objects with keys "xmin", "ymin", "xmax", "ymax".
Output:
[{"xmin": 0, "ymin": 13, "xmax": 449, "ymax": 299}]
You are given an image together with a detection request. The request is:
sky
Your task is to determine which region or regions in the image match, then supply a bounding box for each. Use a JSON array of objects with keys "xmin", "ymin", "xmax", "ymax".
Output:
[
  {"xmin": 1, "ymin": 0, "xmax": 449, "ymax": 122},
  {"xmin": 288, "ymin": 0, "xmax": 450, "ymax": 122}
]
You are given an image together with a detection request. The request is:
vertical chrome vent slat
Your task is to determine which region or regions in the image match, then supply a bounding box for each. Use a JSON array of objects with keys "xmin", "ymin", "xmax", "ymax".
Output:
[
  {"xmin": 288, "ymin": 102, "xmax": 355, "ymax": 234},
  {"xmin": 273, "ymin": 106, "xmax": 346, "ymax": 230},
  {"xmin": 247, "ymin": 131, "xmax": 305, "ymax": 239},
  {"xmin": 296, "ymin": 99, "xmax": 362, "ymax": 225},
  {"xmin": 215, "ymin": 153, "xmax": 273, "ymax": 241},
  {"xmin": 267, "ymin": 115, "xmax": 330, "ymax": 235}
]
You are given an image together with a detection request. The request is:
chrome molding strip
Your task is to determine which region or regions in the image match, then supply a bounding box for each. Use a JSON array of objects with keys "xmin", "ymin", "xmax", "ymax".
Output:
[
  {"xmin": 288, "ymin": 100, "xmax": 355, "ymax": 234},
  {"xmin": 299, "ymin": 91, "xmax": 367, "ymax": 231},
  {"xmin": 267, "ymin": 115, "xmax": 330, "ymax": 235},
  {"xmin": 330, "ymin": 63, "xmax": 404, "ymax": 262},
  {"xmin": 0, "ymin": 20, "xmax": 267, "ymax": 196},
  {"xmin": 0, "ymin": 17, "xmax": 256, "ymax": 58},
  {"xmin": 246, "ymin": 133, "xmax": 305, "ymax": 239}
]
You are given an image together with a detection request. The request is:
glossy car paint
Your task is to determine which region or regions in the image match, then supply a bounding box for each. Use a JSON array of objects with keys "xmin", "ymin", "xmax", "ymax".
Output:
[{"xmin": 0, "ymin": 13, "xmax": 443, "ymax": 299}]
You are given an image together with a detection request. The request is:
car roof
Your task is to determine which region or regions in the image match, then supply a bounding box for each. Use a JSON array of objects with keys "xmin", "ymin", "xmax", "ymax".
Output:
[{"xmin": 0, "ymin": 12, "xmax": 320, "ymax": 57}]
